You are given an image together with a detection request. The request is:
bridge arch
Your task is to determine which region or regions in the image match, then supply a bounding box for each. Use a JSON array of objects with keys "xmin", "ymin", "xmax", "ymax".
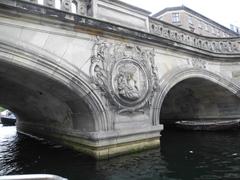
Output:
[
  {"xmin": 0, "ymin": 38, "xmax": 111, "ymax": 133},
  {"xmin": 152, "ymin": 67, "xmax": 240, "ymax": 125}
]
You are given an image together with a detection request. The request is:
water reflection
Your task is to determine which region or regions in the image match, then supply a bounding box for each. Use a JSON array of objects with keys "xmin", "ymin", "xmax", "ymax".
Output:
[
  {"xmin": 1, "ymin": 125, "xmax": 240, "ymax": 180},
  {"xmin": 161, "ymin": 130, "xmax": 240, "ymax": 180}
]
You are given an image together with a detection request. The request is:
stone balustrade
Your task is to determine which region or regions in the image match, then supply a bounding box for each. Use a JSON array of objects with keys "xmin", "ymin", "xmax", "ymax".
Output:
[
  {"xmin": 20, "ymin": 0, "xmax": 150, "ymax": 32},
  {"xmin": 150, "ymin": 17, "xmax": 240, "ymax": 54},
  {"xmin": 20, "ymin": 0, "xmax": 240, "ymax": 54},
  {"xmin": 22, "ymin": 0, "xmax": 90, "ymax": 15}
]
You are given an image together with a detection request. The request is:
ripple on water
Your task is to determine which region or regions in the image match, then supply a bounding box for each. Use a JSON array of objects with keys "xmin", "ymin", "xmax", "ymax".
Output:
[{"xmin": 1, "ymin": 127, "xmax": 240, "ymax": 179}]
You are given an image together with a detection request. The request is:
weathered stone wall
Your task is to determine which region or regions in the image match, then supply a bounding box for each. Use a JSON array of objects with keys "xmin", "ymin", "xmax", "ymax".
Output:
[
  {"xmin": 0, "ymin": 0, "xmax": 240, "ymax": 159},
  {"xmin": 0, "ymin": 1, "xmax": 162, "ymax": 158}
]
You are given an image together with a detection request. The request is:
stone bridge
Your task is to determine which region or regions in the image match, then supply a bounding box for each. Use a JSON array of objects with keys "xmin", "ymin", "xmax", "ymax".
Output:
[{"xmin": 0, "ymin": 0, "xmax": 240, "ymax": 159}]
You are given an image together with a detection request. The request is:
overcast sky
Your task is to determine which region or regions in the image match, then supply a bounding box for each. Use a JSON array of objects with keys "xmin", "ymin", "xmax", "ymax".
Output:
[{"xmin": 120, "ymin": 0, "xmax": 240, "ymax": 28}]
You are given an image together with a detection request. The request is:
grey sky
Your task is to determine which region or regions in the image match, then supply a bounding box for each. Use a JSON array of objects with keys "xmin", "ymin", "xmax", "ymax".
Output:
[{"xmin": 120, "ymin": 0, "xmax": 240, "ymax": 28}]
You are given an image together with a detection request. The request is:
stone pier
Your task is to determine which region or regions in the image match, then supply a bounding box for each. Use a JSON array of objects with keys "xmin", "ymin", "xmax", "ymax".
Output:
[{"xmin": 0, "ymin": 0, "xmax": 240, "ymax": 159}]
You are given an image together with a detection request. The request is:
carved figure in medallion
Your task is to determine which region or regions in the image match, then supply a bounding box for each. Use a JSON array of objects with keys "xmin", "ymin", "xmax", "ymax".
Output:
[
  {"xmin": 116, "ymin": 64, "xmax": 140, "ymax": 101},
  {"xmin": 90, "ymin": 38, "xmax": 159, "ymax": 112}
]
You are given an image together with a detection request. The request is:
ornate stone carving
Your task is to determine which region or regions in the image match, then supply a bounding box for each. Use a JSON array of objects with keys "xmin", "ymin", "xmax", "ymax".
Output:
[
  {"xmin": 150, "ymin": 19, "xmax": 240, "ymax": 54},
  {"xmin": 90, "ymin": 38, "xmax": 159, "ymax": 112},
  {"xmin": 76, "ymin": 0, "xmax": 88, "ymax": 15},
  {"xmin": 190, "ymin": 57, "xmax": 206, "ymax": 69},
  {"xmin": 61, "ymin": 0, "xmax": 71, "ymax": 12},
  {"xmin": 115, "ymin": 63, "xmax": 141, "ymax": 101},
  {"xmin": 44, "ymin": 0, "xmax": 55, "ymax": 7}
]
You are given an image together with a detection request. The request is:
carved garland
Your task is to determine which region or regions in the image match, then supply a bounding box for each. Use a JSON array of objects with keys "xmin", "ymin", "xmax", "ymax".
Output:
[{"xmin": 90, "ymin": 39, "xmax": 159, "ymax": 112}]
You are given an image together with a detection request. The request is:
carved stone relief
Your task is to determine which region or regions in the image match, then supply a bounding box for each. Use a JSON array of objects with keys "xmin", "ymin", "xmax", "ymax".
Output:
[
  {"xmin": 61, "ymin": 0, "xmax": 71, "ymax": 12},
  {"xmin": 190, "ymin": 57, "xmax": 206, "ymax": 69},
  {"xmin": 76, "ymin": 0, "xmax": 89, "ymax": 15},
  {"xmin": 150, "ymin": 20, "xmax": 240, "ymax": 54},
  {"xmin": 90, "ymin": 38, "xmax": 159, "ymax": 112},
  {"xmin": 44, "ymin": 0, "xmax": 55, "ymax": 7}
]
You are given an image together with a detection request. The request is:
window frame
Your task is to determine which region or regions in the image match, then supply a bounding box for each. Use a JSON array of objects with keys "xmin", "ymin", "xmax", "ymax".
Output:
[
  {"xmin": 188, "ymin": 15, "xmax": 193, "ymax": 25},
  {"xmin": 172, "ymin": 12, "xmax": 180, "ymax": 23}
]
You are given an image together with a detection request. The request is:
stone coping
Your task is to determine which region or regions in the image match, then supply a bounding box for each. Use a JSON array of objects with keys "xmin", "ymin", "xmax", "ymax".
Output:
[
  {"xmin": 150, "ymin": 17, "xmax": 240, "ymax": 55},
  {"xmin": 0, "ymin": 0, "xmax": 240, "ymax": 58}
]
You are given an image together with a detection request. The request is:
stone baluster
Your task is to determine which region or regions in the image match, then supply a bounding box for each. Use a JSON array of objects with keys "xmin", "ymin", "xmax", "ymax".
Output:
[
  {"xmin": 61, "ymin": 0, "xmax": 72, "ymax": 12},
  {"xmin": 86, "ymin": 0, "xmax": 93, "ymax": 16},
  {"xmin": 44, "ymin": 0, "xmax": 55, "ymax": 7},
  {"xmin": 76, "ymin": 0, "xmax": 88, "ymax": 16}
]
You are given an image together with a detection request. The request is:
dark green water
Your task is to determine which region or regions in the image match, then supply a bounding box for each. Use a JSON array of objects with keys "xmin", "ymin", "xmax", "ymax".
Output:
[{"xmin": 1, "ymin": 125, "xmax": 240, "ymax": 180}]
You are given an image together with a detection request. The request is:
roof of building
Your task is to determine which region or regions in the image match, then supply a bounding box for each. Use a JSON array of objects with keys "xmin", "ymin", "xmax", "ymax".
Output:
[{"xmin": 152, "ymin": 5, "xmax": 239, "ymax": 36}]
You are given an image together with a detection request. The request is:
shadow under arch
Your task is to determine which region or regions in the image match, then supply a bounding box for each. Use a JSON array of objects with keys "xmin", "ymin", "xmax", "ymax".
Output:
[
  {"xmin": 152, "ymin": 67, "xmax": 240, "ymax": 125},
  {"xmin": 0, "ymin": 38, "xmax": 111, "ymax": 133}
]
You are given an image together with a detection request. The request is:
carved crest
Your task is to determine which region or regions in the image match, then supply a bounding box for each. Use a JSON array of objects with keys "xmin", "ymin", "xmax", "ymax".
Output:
[
  {"xmin": 191, "ymin": 57, "xmax": 206, "ymax": 69},
  {"xmin": 90, "ymin": 38, "xmax": 159, "ymax": 112}
]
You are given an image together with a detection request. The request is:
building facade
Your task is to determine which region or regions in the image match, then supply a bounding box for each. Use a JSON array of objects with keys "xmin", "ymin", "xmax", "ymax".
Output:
[
  {"xmin": 230, "ymin": 24, "xmax": 240, "ymax": 35},
  {"xmin": 152, "ymin": 6, "xmax": 239, "ymax": 37}
]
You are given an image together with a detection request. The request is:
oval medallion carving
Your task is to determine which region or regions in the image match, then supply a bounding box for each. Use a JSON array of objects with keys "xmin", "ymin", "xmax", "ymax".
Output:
[
  {"xmin": 90, "ymin": 39, "xmax": 159, "ymax": 112},
  {"xmin": 112, "ymin": 60, "xmax": 149, "ymax": 106}
]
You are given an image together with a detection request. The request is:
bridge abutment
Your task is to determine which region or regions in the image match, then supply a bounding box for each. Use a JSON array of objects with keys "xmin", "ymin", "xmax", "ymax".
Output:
[
  {"xmin": 17, "ymin": 121, "xmax": 162, "ymax": 159},
  {"xmin": 0, "ymin": 0, "xmax": 240, "ymax": 160}
]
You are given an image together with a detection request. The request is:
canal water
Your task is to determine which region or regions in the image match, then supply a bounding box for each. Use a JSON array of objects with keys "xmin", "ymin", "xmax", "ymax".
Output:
[{"xmin": 1, "ymin": 125, "xmax": 240, "ymax": 180}]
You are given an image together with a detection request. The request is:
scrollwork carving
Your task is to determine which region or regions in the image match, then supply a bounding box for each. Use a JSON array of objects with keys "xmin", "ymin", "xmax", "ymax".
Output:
[{"xmin": 90, "ymin": 38, "xmax": 159, "ymax": 112}]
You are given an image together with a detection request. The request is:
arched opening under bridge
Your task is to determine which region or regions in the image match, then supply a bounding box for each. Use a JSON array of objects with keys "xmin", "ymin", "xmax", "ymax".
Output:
[{"xmin": 160, "ymin": 77, "xmax": 240, "ymax": 127}]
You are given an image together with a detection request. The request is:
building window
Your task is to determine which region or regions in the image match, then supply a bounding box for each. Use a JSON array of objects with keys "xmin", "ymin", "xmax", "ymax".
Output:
[
  {"xmin": 189, "ymin": 26, "xmax": 195, "ymax": 32},
  {"xmin": 230, "ymin": 24, "xmax": 240, "ymax": 34},
  {"xmin": 188, "ymin": 15, "xmax": 193, "ymax": 25},
  {"xmin": 205, "ymin": 24, "xmax": 209, "ymax": 31},
  {"xmin": 172, "ymin": 12, "xmax": 180, "ymax": 23},
  {"xmin": 202, "ymin": 24, "xmax": 205, "ymax": 29},
  {"xmin": 198, "ymin": 22, "xmax": 202, "ymax": 29},
  {"xmin": 207, "ymin": 26, "xmax": 210, "ymax": 32},
  {"xmin": 211, "ymin": 27, "xmax": 215, "ymax": 33}
]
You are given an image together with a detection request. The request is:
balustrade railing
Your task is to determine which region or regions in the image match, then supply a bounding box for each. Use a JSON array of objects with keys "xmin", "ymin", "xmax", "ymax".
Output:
[
  {"xmin": 21, "ymin": 0, "xmax": 90, "ymax": 15},
  {"xmin": 150, "ymin": 17, "xmax": 240, "ymax": 54},
  {"xmin": 19, "ymin": 0, "xmax": 240, "ymax": 55}
]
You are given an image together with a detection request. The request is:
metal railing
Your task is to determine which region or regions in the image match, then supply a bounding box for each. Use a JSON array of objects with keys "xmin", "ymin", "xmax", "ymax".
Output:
[{"xmin": 0, "ymin": 174, "xmax": 67, "ymax": 180}]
